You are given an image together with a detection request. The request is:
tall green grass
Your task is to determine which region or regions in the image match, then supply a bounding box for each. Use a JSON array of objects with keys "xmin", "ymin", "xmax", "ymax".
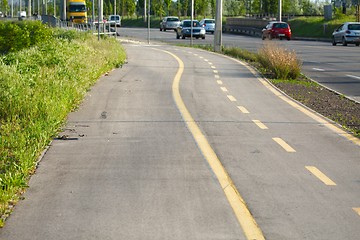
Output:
[
  {"xmin": 0, "ymin": 23, "xmax": 126, "ymax": 226},
  {"xmin": 289, "ymin": 15, "xmax": 357, "ymax": 39}
]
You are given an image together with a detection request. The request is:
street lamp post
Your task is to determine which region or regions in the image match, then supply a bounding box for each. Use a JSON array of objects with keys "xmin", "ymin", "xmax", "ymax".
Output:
[
  {"xmin": 278, "ymin": 0, "xmax": 282, "ymax": 21},
  {"xmin": 214, "ymin": 0, "xmax": 222, "ymax": 52}
]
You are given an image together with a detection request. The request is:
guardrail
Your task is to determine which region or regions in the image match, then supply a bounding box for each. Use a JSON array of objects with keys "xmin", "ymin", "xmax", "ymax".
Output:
[{"xmin": 224, "ymin": 18, "xmax": 269, "ymax": 37}]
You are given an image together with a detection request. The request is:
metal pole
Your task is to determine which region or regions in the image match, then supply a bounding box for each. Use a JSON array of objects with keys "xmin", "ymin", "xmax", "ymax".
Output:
[
  {"xmin": 53, "ymin": 0, "xmax": 55, "ymax": 16},
  {"xmin": 214, "ymin": 0, "xmax": 222, "ymax": 52},
  {"xmin": 28, "ymin": 0, "xmax": 32, "ymax": 17},
  {"xmin": 278, "ymin": 0, "xmax": 282, "ymax": 21},
  {"xmin": 147, "ymin": 0, "xmax": 150, "ymax": 44},
  {"xmin": 98, "ymin": 0, "xmax": 100, "ymax": 40},
  {"xmin": 190, "ymin": 0, "xmax": 193, "ymax": 46},
  {"xmin": 144, "ymin": 0, "xmax": 147, "ymax": 22},
  {"xmin": 114, "ymin": 0, "xmax": 116, "ymax": 15},
  {"xmin": 92, "ymin": 0, "xmax": 95, "ymax": 25}
]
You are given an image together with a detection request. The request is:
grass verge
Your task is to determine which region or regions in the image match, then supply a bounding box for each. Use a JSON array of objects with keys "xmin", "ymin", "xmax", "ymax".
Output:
[{"xmin": 0, "ymin": 26, "xmax": 126, "ymax": 227}]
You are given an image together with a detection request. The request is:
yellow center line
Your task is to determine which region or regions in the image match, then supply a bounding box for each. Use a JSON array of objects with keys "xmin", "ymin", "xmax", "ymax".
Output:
[
  {"xmin": 353, "ymin": 208, "xmax": 360, "ymax": 216},
  {"xmin": 214, "ymin": 75, "xmax": 220, "ymax": 79},
  {"xmin": 272, "ymin": 137, "xmax": 296, "ymax": 152},
  {"xmin": 305, "ymin": 166, "xmax": 336, "ymax": 186},
  {"xmin": 237, "ymin": 106, "xmax": 250, "ymax": 114},
  {"xmin": 221, "ymin": 87, "xmax": 228, "ymax": 92},
  {"xmin": 211, "ymin": 66, "xmax": 216, "ymax": 69},
  {"xmin": 217, "ymin": 80, "xmax": 223, "ymax": 85},
  {"xmin": 252, "ymin": 120, "xmax": 268, "ymax": 129},
  {"xmin": 227, "ymin": 95, "xmax": 237, "ymax": 102},
  {"xmin": 162, "ymin": 49, "xmax": 265, "ymax": 240},
  {"xmin": 213, "ymin": 70, "xmax": 218, "ymax": 74}
]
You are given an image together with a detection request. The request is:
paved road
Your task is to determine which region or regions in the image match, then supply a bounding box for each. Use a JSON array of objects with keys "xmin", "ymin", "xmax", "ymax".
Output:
[
  {"xmin": 120, "ymin": 28, "xmax": 360, "ymax": 102},
  {"xmin": 0, "ymin": 39, "xmax": 359, "ymax": 239}
]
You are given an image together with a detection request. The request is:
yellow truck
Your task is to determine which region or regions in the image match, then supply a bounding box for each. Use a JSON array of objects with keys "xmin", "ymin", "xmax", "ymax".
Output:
[{"xmin": 67, "ymin": 0, "xmax": 87, "ymax": 24}]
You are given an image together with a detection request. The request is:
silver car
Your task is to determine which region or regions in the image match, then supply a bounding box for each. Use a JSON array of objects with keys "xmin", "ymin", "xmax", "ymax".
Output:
[
  {"xmin": 332, "ymin": 22, "xmax": 360, "ymax": 46},
  {"xmin": 160, "ymin": 16, "xmax": 181, "ymax": 32},
  {"xmin": 199, "ymin": 19, "xmax": 215, "ymax": 34}
]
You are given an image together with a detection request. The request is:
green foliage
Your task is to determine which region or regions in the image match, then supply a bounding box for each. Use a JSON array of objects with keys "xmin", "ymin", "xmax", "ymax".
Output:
[
  {"xmin": 0, "ymin": 28, "xmax": 126, "ymax": 226},
  {"xmin": 289, "ymin": 15, "xmax": 357, "ymax": 39},
  {"xmin": 0, "ymin": 21, "xmax": 52, "ymax": 55},
  {"xmin": 223, "ymin": 47, "xmax": 258, "ymax": 62}
]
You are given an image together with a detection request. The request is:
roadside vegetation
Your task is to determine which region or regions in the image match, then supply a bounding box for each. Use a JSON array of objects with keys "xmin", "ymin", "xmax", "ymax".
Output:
[
  {"xmin": 289, "ymin": 14, "xmax": 356, "ymax": 39},
  {"xmin": 0, "ymin": 21, "xmax": 126, "ymax": 227}
]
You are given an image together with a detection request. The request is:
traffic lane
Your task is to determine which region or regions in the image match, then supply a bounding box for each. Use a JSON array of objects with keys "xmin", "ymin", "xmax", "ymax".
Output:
[
  {"xmin": 0, "ymin": 43, "xmax": 246, "ymax": 239},
  {"xmin": 166, "ymin": 47, "xmax": 360, "ymax": 239},
  {"xmin": 299, "ymin": 47, "xmax": 360, "ymax": 102},
  {"xmin": 302, "ymin": 61, "xmax": 360, "ymax": 102},
  {"xmin": 220, "ymin": 34, "xmax": 360, "ymax": 101}
]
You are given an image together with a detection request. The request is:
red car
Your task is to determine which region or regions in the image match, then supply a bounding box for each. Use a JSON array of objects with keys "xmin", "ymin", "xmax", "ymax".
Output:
[{"xmin": 262, "ymin": 21, "xmax": 292, "ymax": 40}]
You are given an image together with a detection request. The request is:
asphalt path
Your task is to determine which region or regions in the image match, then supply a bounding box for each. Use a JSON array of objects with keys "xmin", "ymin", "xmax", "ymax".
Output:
[
  {"xmin": 120, "ymin": 28, "xmax": 360, "ymax": 103},
  {"xmin": 0, "ymin": 38, "xmax": 359, "ymax": 239}
]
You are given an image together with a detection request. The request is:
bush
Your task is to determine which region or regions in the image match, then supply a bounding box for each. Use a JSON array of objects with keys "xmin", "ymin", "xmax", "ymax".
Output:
[
  {"xmin": 223, "ymin": 47, "xmax": 257, "ymax": 62},
  {"xmin": 257, "ymin": 42, "xmax": 301, "ymax": 80},
  {"xmin": 0, "ymin": 21, "xmax": 52, "ymax": 54}
]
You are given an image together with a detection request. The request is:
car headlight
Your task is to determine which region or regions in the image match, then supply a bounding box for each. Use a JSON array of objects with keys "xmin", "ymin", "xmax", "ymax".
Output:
[
  {"xmin": 200, "ymin": 29, "xmax": 205, "ymax": 34},
  {"xmin": 185, "ymin": 29, "xmax": 190, "ymax": 33}
]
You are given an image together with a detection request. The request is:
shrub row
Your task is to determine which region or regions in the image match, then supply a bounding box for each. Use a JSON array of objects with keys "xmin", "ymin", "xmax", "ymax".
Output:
[
  {"xmin": 0, "ymin": 21, "xmax": 53, "ymax": 54},
  {"xmin": 0, "ymin": 25, "xmax": 126, "ymax": 226}
]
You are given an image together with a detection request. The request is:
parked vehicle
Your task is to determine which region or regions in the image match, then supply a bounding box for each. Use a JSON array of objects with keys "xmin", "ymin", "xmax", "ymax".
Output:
[
  {"xmin": 67, "ymin": 0, "xmax": 87, "ymax": 24},
  {"xmin": 18, "ymin": 11, "xmax": 26, "ymax": 20},
  {"xmin": 262, "ymin": 21, "xmax": 292, "ymax": 40},
  {"xmin": 332, "ymin": 22, "xmax": 360, "ymax": 46},
  {"xmin": 176, "ymin": 20, "xmax": 206, "ymax": 39},
  {"xmin": 199, "ymin": 18, "xmax": 215, "ymax": 34},
  {"xmin": 108, "ymin": 15, "xmax": 121, "ymax": 27},
  {"xmin": 160, "ymin": 16, "xmax": 181, "ymax": 31}
]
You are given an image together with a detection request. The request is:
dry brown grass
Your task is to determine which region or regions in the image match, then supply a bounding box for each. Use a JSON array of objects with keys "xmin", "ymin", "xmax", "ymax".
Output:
[{"xmin": 257, "ymin": 42, "xmax": 302, "ymax": 80}]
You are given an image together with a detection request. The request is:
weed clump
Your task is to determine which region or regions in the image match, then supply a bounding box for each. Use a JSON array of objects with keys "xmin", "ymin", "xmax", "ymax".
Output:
[{"xmin": 257, "ymin": 42, "xmax": 301, "ymax": 80}]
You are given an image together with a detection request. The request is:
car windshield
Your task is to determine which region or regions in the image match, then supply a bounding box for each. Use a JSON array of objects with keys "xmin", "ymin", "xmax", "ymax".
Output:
[
  {"xmin": 273, "ymin": 23, "xmax": 288, "ymax": 28},
  {"xmin": 348, "ymin": 24, "xmax": 360, "ymax": 30},
  {"xmin": 183, "ymin": 21, "xmax": 200, "ymax": 27},
  {"xmin": 110, "ymin": 16, "xmax": 120, "ymax": 21},
  {"xmin": 167, "ymin": 18, "xmax": 179, "ymax": 22},
  {"xmin": 205, "ymin": 20, "xmax": 215, "ymax": 24}
]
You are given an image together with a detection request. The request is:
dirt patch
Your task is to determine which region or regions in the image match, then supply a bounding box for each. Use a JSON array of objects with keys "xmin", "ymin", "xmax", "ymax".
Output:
[{"xmin": 271, "ymin": 78, "xmax": 360, "ymax": 138}]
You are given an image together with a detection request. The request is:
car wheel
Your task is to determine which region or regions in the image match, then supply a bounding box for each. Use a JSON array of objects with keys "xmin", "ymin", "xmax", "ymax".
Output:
[
  {"xmin": 202, "ymin": 36, "xmax": 205, "ymax": 39},
  {"xmin": 356, "ymin": 43, "xmax": 360, "ymax": 46},
  {"xmin": 182, "ymin": 35, "xmax": 185, "ymax": 39},
  {"xmin": 176, "ymin": 34, "xmax": 180, "ymax": 39},
  {"xmin": 332, "ymin": 38, "xmax": 336, "ymax": 46},
  {"xmin": 160, "ymin": 28, "xmax": 162, "ymax": 31},
  {"xmin": 342, "ymin": 37, "xmax": 347, "ymax": 46},
  {"xmin": 287, "ymin": 37, "xmax": 291, "ymax": 41}
]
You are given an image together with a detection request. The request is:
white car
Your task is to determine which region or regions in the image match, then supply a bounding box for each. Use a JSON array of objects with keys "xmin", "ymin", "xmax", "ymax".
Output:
[
  {"xmin": 332, "ymin": 22, "xmax": 360, "ymax": 46},
  {"xmin": 199, "ymin": 19, "xmax": 215, "ymax": 34},
  {"xmin": 108, "ymin": 15, "xmax": 121, "ymax": 27}
]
